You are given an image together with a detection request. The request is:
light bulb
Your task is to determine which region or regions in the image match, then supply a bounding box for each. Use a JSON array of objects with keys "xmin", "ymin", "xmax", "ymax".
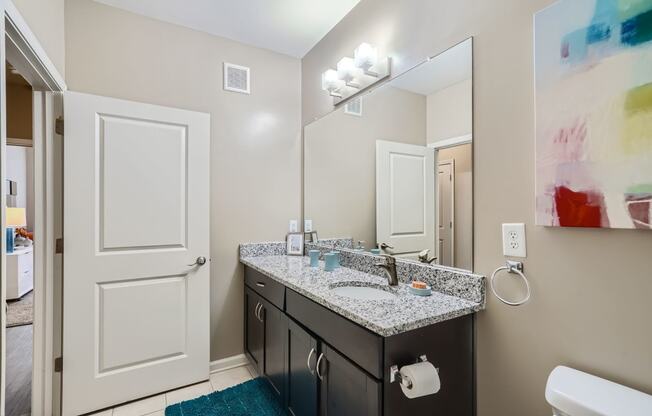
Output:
[
  {"xmin": 337, "ymin": 57, "xmax": 362, "ymax": 82},
  {"xmin": 321, "ymin": 69, "xmax": 343, "ymax": 93},
  {"xmin": 354, "ymin": 43, "xmax": 378, "ymax": 70}
]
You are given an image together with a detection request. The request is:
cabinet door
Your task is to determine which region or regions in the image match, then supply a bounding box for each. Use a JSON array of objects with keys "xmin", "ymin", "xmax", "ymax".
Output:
[
  {"xmin": 319, "ymin": 344, "xmax": 381, "ymax": 416},
  {"xmin": 260, "ymin": 299, "xmax": 286, "ymax": 399},
  {"xmin": 245, "ymin": 288, "xmax": 264, "ymax": 372},
  {"xmin": 286, "ymin": 319, "xmax": 318, "ymax": 416}
]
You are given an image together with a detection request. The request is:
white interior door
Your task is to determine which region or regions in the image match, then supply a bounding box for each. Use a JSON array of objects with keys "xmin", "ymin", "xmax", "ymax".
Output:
[
  {"xmin": 62, "ymin": 91, "xmax": 210, "ymax": 416},
  {"xmin": 437, "ymin": 160, "xmax": 454, "ymax": 266},
  {"xmin": 376, "ymin": 140, "xmax": 435, "ymax": 258}
]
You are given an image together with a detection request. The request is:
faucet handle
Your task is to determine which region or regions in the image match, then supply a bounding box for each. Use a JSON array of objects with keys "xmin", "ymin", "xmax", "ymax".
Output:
[
  {"xmin": 382, "ymin": 254, "xmax": 396, "ymax": 264},
  {"xmin": 379, "ymin": 242, "xmax": 394, "ymax": 251}
]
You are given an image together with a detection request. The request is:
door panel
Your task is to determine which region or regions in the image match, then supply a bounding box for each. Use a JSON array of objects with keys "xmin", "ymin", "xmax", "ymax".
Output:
[
  {"xmin": 320, "ymin": 344, "xmax": 381, "ymax": 416},
  {"xmin": 376, "ymin": 140, "xmax": 435, "ymax": 257},
  {"xmin": 62, "ymin": 91, "xmax": 210, "ymax": 416},
  {"xmin": 286, "ymin": 319, "xmax": 318, "ymax": 416},
  {"xmin": 99, "ymin": 114, "xmax": 187, "ymax": 250},
  {"xmin": 97, "ymin": 276, "xmax": 187, "ymax": 373}
]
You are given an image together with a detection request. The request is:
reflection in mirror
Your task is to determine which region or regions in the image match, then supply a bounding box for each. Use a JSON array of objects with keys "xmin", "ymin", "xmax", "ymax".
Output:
[{"xmin": 304, "ymin": 38, "xmax": 473, "ymax": 271}]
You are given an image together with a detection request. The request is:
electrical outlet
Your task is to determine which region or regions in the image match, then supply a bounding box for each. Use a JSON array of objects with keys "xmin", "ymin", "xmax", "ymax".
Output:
[
  {"xmin": 304, "ymin": 219, "xmax": 313, "ymax": 232},
  {"xmin": 502, "ymin": 223, "xmax": 526, "ymax": 257},
  {"xmin": 289, "ymin": 220, "xmax": 298, "ymax": 233}
]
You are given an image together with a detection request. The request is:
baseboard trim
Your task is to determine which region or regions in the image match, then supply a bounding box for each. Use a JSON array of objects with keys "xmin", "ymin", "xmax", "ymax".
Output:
[{"xmin": 209, "ymin": 354, "xmax": 250, "ymax": 374}]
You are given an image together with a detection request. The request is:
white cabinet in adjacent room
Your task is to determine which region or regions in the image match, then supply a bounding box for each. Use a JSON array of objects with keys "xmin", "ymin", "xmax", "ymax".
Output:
[{"xmin": 6, "ymin": 246, "xmax": 33, "ymax": 300}]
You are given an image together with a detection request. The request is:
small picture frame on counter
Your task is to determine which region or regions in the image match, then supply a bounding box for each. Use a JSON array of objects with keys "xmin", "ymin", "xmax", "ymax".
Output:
[
  {"xmin": 286, "ymin": 232, "xmax": 304, "ymax": 256},
  {"xmin": 304, "ymin": 230, "xmax": 318, "ymax": 243}
]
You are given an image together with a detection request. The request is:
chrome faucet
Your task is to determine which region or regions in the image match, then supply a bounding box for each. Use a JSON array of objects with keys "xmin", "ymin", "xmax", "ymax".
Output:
[
  {"xmin": 418, "ymin": 249, "xmax": 437, "ymax": 264},
  {"xmin": 375, "ymin": 254, "xmax": 399, "ymax": 286}
]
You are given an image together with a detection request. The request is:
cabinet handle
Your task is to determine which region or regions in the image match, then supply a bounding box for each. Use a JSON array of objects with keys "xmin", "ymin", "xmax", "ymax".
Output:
[
  {"xmin": 257, "ymin": 304, "xmax": 265, "ymax": 322},
  {"xmin": 256, "ymin": 282, "xmax": 266, "ymax": 287},
  {"xmin": 254, "ymin": 303, "xmax": 261, "ymax": 320},
  {"xmin": 307, "ymin": 348, "xmax": 316, "ymax": 375},
  {"xmin": 316, "ymin": 353, "xmax": 326, "ymax": 381}
]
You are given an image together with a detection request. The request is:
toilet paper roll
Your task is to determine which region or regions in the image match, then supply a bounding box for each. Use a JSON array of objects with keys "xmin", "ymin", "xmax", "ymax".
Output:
[{"xmin": 399, "ymin": 361, "xmax": 441, "ymax": 399}]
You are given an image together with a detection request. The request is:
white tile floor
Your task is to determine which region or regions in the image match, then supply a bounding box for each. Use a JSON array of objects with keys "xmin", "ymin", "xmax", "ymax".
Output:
[{"xmin": 90, "ymin": 365, "xmax": 256, "ymax": 416}]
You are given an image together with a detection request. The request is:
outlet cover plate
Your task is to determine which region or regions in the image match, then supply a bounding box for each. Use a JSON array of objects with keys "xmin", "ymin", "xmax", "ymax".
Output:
[
  {"xmin": 304, "ymin": 219, "xmax": 313, "ymax": 232},
  {"xmin": 289, "ymin": 220, "xmax": 298, "ymax": 233},
  {"xmin": 502, "ymin": 223, "xmax": 526, "ymax": 257}
]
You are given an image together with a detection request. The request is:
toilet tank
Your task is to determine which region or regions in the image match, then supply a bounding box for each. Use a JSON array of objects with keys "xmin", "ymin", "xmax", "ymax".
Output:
[{"xmin": 546, "ymin": 366, "xmax": 652, "ymax": 416}]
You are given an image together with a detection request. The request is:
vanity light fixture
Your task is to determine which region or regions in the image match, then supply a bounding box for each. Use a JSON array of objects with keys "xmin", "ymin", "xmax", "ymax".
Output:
[{"xmin": 321, "ymin": 42, "xmax": 391, "ymax": 105}]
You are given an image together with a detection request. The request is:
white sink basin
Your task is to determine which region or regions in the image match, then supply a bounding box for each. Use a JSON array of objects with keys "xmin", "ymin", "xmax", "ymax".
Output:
[{"xmin": 330, "ymin": 285, "xmax": 397, "ymax": 300}]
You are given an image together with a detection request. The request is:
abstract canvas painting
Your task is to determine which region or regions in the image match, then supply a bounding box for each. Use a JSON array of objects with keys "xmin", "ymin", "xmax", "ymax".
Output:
[{"xmin": 535, "ymin": 0, "xmax": 652, "ymax": 229}]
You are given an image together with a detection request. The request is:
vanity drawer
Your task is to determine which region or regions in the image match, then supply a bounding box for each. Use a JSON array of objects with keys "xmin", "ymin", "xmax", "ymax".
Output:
[
  {"xmin": 245, "ymin": 267, "xmax": 285, "ymax": 310},
  {"xmin": 286, "ymin": 289, "xmax": 383, "ymax": 379}
]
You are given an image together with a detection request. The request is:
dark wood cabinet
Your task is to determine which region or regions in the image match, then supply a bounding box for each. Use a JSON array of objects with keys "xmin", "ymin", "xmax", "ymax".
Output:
[
  {"xmin": 244, "ymin": 287, "xmax": 264, "ymax": 371},
  {"xmin": 319, "ymin": 344, "xmax": 381, "ymax": 416},
  {"xmin": 261, "ymin": 298, "xmax": 286, "ymax": 399},
  {"xmin": 245, "ymin": 286, "xmax": 287, "ymax": 400},
  {"xmin": 286, "ymin": 319, "xmax": 319, "ymax": 416},
  {"xmin": 244, "ymin": 265, "xmax": 473, "ymax": 416}
]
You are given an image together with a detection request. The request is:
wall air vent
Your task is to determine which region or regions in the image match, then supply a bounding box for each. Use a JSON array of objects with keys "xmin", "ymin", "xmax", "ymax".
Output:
[
  {"xmin": 223, "ymin": 63, "xmax": 250, "ymax": 94},
  {"xmin": 344, "ymin": 97, "xmax": 362, "ymax": 116}
]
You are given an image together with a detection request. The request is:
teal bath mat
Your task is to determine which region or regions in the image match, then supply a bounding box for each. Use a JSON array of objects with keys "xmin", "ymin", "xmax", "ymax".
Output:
[{"xmin": 165, "ymin": 378, "xmax": 287, "ymax": 416}]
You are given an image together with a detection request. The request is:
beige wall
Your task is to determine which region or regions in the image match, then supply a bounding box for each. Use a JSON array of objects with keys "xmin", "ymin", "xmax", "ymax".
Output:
[
  {"xmin": 64, "ymin": 0, "xmax": 301, "ymax": 361},
  {"xmin": 6, "ymin": 81, "xmax": 32, "ymax": 140},
  {"xmin": 302, "ymin": 1, "xmax": 652, "ymax": 414},
  {"xmin": 427, "ymin": 79, "xmax": 472, "ymax": 144},
  {"xmin": 305, "ymin": 86, "xmax": 426, "ymax": 248},
  {"xmin": 13, "ymin": 0, "xmax": 66, "ymax": 77}
]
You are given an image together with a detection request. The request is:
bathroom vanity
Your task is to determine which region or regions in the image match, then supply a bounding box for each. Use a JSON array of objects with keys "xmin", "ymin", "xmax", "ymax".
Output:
[
  {"xmin": 240, "ymin": 243, "xmax": 484, "ymax": 416},
  {"xmin": 243, "ymin": 36, "xmax": 481, "ymax": 416}
]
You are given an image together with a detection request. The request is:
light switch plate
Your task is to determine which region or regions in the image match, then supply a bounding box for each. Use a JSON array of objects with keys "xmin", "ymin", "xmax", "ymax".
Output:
[
  {"xmin": 502, "ymin": 223, "xmax": 526, "ymax": 257},
  {"xmin": 304, "ymin": 219, "xmax": 313, "ymax": 232},
  {"xmin": 289, "ymin": 220, "xmax": 298, "ymax": 233}
]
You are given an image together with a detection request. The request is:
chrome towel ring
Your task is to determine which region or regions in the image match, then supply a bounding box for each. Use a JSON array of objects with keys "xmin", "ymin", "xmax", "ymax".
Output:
[{"xmin": 490, "ymin": 260, "xmax": 530, "ymax": 306}]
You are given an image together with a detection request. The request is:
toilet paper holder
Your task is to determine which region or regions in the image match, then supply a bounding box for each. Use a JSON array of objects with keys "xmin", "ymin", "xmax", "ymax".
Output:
[{"xmin": 390, "ymin": 354, "xmax": 433, "ymax": 389}]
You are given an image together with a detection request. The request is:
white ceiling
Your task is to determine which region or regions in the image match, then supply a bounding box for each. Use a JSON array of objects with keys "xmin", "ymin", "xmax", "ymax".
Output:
[
  {"xmin": 93, "ymin": 0, "xmax": 361, "ymax": 58},
  {"xmin": 389, "ymin": 39, "xmax": 472, "ymax": 96}
]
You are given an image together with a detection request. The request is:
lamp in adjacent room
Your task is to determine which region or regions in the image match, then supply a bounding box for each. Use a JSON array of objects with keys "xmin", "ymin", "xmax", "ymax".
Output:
[{"xmin": 6, "ymin": 207, "xmax": 26, "ymax": 253}]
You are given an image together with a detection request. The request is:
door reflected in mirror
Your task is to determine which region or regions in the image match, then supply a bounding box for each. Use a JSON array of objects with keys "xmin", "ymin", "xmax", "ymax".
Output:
[{"xmin": 304, "ymin": 38, "xmax": 473, "ymax": 272}]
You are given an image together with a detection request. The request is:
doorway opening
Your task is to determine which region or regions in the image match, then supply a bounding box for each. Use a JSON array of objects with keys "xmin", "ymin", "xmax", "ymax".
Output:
[
  {"xmin": 5, "ymin": 60, "xmax": 35, "ymax": 416},
  {"xmin": 435, "ymin": 142, "xmax": 472, "ymax": 270},
  {"xmin": 1, "ymin": 5, "xmax": 67, "ymax": 415}
]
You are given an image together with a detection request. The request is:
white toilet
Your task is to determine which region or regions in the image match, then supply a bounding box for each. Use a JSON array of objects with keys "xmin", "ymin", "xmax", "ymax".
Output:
[{"xmin": 546, "ymin": 366, "xmax": 652, "ymax": 416}]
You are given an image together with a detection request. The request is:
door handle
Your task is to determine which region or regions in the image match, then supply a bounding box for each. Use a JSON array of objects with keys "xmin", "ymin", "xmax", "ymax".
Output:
[
  {"xmin": 187, "ymin": 256, "xmax": 207, "ymax": 267},
  {"xmin": 316, "ymin": 353, "xmax": 326, "ymax": 381},
  {"xmin": 306, "ymin": 348, "xmax": 316, "ymax": 375}
]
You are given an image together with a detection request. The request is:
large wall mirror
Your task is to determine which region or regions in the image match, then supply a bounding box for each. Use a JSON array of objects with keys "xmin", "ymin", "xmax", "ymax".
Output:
[{"xmin": 304, "ymin": 38, "xmax": 473, "ymax": 271}]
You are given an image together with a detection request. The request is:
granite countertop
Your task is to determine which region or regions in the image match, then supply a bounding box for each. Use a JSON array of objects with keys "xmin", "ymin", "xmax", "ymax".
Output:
[{"xmin": 240, "ymin": 255, "xmax": 483, "ymax": 337}]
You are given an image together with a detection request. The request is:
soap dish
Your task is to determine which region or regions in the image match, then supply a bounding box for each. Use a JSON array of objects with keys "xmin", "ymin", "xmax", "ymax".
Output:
[{"xmin": 408, "ymin": 285, "xmax": 432, "ymax": 296}]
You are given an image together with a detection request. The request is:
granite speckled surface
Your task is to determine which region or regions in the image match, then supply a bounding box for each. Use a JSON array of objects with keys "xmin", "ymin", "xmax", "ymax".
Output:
[
  {"xmin": 309, "ymin": 237, "xmax": 354, "ymax": 249},
  {"xmin": 305, "ymin": 242, "xmax": 485, "ymax": 304},
  {"xmin": 239, "ymin": 241, "xmax": 287, "ymax": 258},
  {"xmin": 240, "ymin": 254, "xmax": 484, "ymax": 337}
]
